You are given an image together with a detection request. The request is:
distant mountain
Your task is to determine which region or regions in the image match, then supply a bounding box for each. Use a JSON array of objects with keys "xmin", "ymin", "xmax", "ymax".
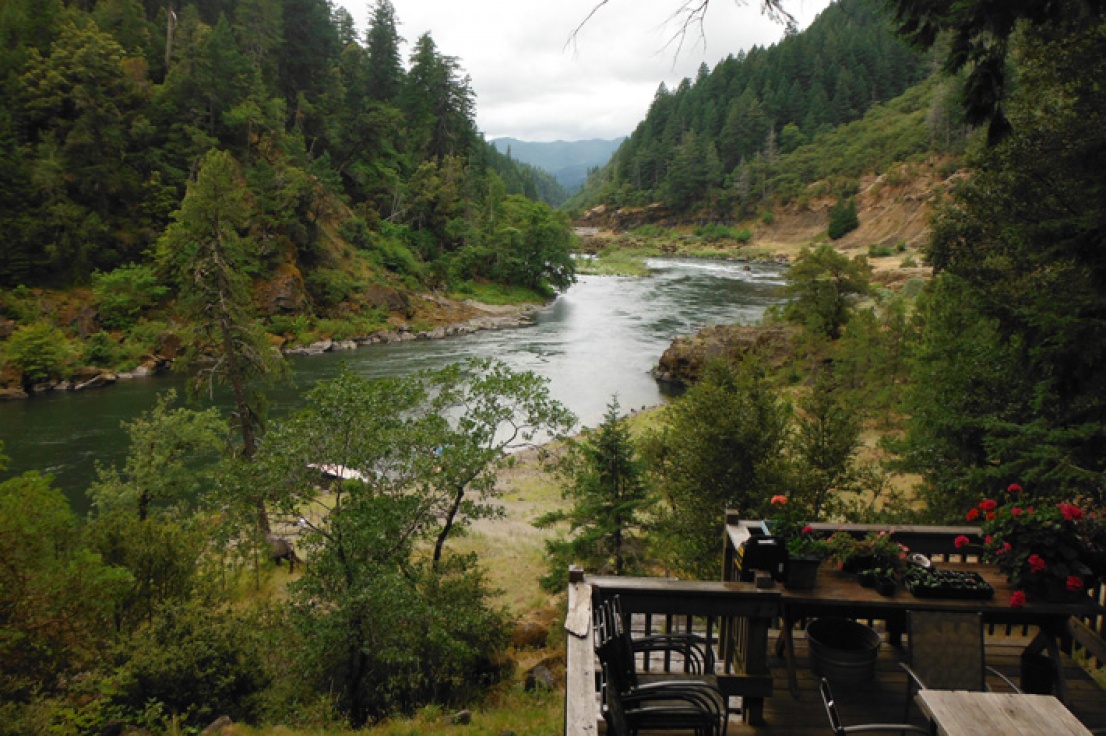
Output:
[{"xmin": 490, "ymin": 137, "xmax": 625, "ymax": 193}]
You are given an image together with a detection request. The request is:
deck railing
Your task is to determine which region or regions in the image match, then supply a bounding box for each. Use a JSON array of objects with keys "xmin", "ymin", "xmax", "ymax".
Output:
[{"xmin": 564, "ymin": 517, "xmax": 1106, "ymax": 735}]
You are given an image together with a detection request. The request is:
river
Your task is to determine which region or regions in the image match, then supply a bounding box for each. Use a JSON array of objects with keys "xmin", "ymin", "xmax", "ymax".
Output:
[{"xmin": 0, "ymin": 258, "xmax": 785, "ymax": 509}]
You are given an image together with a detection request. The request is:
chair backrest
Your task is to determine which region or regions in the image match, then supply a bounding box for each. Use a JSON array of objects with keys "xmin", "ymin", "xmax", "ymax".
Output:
[
  {"xmin": 907, "ymin": 610, "xmax": 986, "ymax": 691},
  {"xmin": 599, "ymin": 660, "xmax": 631, "ymax": 736},
  {"xmin": 593, "ymin": 597, "xmax": 640, "ymax": 692},
  {"xmin": 820, "ymin": 678, "xmax": 846, "ymax": 736}
]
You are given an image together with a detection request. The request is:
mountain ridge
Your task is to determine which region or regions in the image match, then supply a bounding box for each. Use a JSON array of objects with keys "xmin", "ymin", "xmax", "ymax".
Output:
[{"xmin": 491, "ymin": 137, "xmax": 625, "ymax": 192}]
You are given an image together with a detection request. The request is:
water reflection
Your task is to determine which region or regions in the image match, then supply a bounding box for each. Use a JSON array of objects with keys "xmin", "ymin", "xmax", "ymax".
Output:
[{"xmin": 0, "ymin": 258, "xmax": 785, "ymax": 506}]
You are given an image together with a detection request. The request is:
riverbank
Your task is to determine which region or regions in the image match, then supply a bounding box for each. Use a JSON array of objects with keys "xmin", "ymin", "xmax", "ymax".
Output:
[{"xmin": 0, "ymin": 295, "xmax": 544, "ymax": 401}]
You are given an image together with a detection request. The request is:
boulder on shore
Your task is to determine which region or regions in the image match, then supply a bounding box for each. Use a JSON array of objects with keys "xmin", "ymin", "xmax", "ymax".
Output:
[{"xmin": 653, "ymin": 323, "xmax": 798, "ymax": 386}]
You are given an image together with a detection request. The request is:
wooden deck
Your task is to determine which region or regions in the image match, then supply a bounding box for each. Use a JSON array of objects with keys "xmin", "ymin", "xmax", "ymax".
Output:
[{"xmin": 724, "ymin": 625, "xmax": 1106, "ymax": 735}]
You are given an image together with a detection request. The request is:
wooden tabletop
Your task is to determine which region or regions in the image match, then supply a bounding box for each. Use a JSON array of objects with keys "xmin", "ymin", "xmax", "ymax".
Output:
[{"xmin": 915, "ymin": 690, "xmax": 1092, "ymax": 736}]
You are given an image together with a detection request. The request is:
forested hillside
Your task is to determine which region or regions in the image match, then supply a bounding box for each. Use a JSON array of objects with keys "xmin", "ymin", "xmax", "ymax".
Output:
[
  {"xmin": 0, "ymin": 0, "xmax": 573, "ymax": 345},
  {"xmin": 567, "ymin": 0, "xmax": 935, "ymax": 219}
]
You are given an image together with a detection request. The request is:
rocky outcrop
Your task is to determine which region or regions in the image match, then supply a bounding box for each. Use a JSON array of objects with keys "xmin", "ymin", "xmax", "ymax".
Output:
[{"xmin": 653, "ymin": 323, "xmax": 799, "ymax": 386}]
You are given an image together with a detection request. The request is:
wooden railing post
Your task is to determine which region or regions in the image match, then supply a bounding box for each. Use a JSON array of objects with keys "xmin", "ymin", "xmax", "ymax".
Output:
[{"xmin": 564, "ymin": 567, "xmax": 597, "ymax": 736}]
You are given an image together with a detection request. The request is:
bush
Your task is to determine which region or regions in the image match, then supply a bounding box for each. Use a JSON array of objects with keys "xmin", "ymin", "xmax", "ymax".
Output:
[
  {"xmin": 91, "ymin": 264, "xmax": 168, "ymax": 330},
  {"xmin": 114, "ymin": 603, "xmax": 270, "ymax": 728},
  {"xmin": 3, "ymin": 322, "xmax": 74, "ymax": 385},
  {"xmin": 868, "ymin": 243, "xmax": 896, "ymax": 257},
  {"xmin": 828, "ymin": 198, "xmax": 860, "ymax": 240},
  {"xmin": 305, "ymin": 269, "xmax": 365, "ymax": 309},
  {"xmin": 83, "ymin": 331, "xmax": 123, "ymax": 367}
]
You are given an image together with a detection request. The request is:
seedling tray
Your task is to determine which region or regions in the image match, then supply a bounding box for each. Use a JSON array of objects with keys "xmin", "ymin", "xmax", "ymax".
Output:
[{"xmin": 905, "ymin": 569, "xmax": 994, "ymax": 600}]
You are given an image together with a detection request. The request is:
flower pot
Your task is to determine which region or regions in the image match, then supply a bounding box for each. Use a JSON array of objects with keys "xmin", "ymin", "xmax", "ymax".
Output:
[
  {"xmin": 842, "ymin": 554, "xmax": 876, "ymax": 574},
  {"xmin": 785, "ymin": 555, "xmax": 821, "ymax": 590},
  {"xmin": 806, "ymin": 617, "xmax": 881, "ymax": 684},
  {"xmin": 874, "ymin": 575, "xmax": 897, "ymax": 597}
]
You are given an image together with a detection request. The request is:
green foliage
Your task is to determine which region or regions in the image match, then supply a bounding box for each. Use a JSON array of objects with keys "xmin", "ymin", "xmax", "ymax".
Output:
[
  {"xmin": 87, "ymin": 390, "xmax": 227, "ymax": 519},
  {"xmin": 827, "ymin": 198, "xmax": 859, "ymax": 239},
  {"xmin": 694, "ymin": 223, "xmax": 752, "ymax": 243},
  {"xmin": 305, "ymin": 267, "xmax": 365, "ymax": 309},
  {"xmin": 896, "ymin": 18, "xmax": 1106, "ymax": 515},
  {"xmin": 643, "ymin": 358, "xmax": 791, "ymax": 578},
  {"xmin": 539, "ymin": 398, "xmax": 652, "ymax": 590},
  {"xmin": 91, "ymin": 263, "xmax": 169, "ymax": 330},
  {"xmin": 0, "ymin": 472, "xmax": 131, "ymax": 701},
  {"xmin": 112, "ymin": 601, "xmax": 270, "ymax": 727},
  {"xmin": 249, "ymin": 360, "xmax": 567, "ymax": 725},
  {"xmin": 2, "ymin": 321, "xmax": 73, "ymax": 385},
  {"xmin": 781, "ymin": 245, "xmax": 872, "ymax": 341}
]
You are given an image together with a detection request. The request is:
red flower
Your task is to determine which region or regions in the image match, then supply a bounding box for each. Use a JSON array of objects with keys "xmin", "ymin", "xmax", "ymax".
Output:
[
  {"xmin": 770, "ymin": 495, "xmax": 788, "ymax": 506},
  {"xmin": 986, "ymin": 512, "xmax": 996, "ymax": 521},
  {"xmin": 966, "ymin": 508, "xmax": 980, "ymax": 522},
  {"xmin": 1027, "ymin": 506, "xmax": 1035, "ymax": 514},
  {"xmin": 954, "ymin": 535, "xmax": 970, "ymax": 549},
  {"xmin": 802, "ymin": 525, "xmax": 814, "ymax": 535},
  {"xmin": 1028, "ymin": 554, "xmax": 1047, "ymax": 573},
  {"xmin": 985, "ymin": 535, "xmax": 993, "ymax": 545},
  {"xmin": 1002, "ymin": 542, "xmax": 1012, "ymax": 554},
  {"xmin": 980, "ymin": 499, "xmax": 998, "ymax": 512},
  {"xmin": 1010, "ymin": 590, "xmax": 1027, "ymax": 608},
  {"xmin": 1011, "ymin": 507, "xmax": 1023, "ymax": 516},
  {"xmin": 1058, "ymin": 502, "xmax": 1084, "ymax": 521},
  {"xmin": 1007, "ymin": 483, "xmax": 1023, "ymax": 493},
  {"xmin": 1067, "ymin": 576, "xmax": 1085, "ymax": 592}
]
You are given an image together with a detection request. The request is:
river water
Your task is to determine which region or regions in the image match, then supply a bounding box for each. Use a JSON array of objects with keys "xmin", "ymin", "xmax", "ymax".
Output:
[{"xmin": 0, "ymin": 258, "xmax": 785, "ymax": 508}]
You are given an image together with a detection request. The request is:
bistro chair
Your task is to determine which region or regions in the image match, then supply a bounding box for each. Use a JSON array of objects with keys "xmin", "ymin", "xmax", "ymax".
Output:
[
  {"xmin": 820, "ymin": 678, "xmax": 929, "ymax": 736},
  {"xmin": 900, "ymin": 610, "xmax": 1021, "ymax": 719},
  {"xmin": 593, "ymin": 596, "xmax": 729, "ymax": 735}
]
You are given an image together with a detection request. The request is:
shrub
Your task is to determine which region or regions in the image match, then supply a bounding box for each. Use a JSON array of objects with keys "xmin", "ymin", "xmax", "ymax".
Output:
[
  {"xmin": 83, "ymin": 332, "xmax": 123, "ymax": 367},
  {"xmin": 827, "ymin": 198, "xmax": 860, "ymax": 240},
  {"xmin": 305, "ymin": 269, "xmax": 365, "ymax": 309},
  {"xmin": 868, "ymin": 243, "xmax": 896, "ymax": 257},
  {"xmin": 113, "ymin": 602, "xmax": 269, "ymax": 728},
  {"xmin": 91, "ymin": 264, "xmax": 168, "ymax": 330},
  {"xmin": 3, "ymin": 322, "xmax": 74, "ymax": 385}
]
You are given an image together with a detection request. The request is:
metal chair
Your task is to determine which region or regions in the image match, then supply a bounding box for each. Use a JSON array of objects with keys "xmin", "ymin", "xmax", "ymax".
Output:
[
  {"xmin": 820, "ymin": 678, "xmax": 929, "ymax": 736},
  {"xmin": 593, "ymin": 596, "xmax": 728, "ymax": 736},
  {"xmin": 900, "ymin": 610, "xmax": 1021, "ymax": 719}
]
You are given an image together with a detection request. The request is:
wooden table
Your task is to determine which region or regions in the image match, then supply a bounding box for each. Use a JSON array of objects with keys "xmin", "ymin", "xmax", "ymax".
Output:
[
  {"xmin": 775, "ymin": 562, "xmax": 1102, "ymax": 701},
  {"xmin": 915, "ymin": 690, "xmax": 1092, "ymax": 736}
]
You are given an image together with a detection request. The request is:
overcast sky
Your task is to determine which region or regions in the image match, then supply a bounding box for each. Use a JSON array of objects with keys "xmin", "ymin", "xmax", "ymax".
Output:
[{"xmin": 333, "ymin": 0, "xmax": 833, "ymax": 142}]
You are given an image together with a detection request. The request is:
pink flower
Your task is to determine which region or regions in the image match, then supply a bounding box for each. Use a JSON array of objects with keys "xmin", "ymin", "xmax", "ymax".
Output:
[
  {"xmin": 1002, "ymin": 542, "xmax": 1012, "ymax": 554},
  {"xmin": 801, "ymin": 525, "xmax": 814, "ymax": 535},
  {"xmin": 954, "ymin": 535, "xmax": 970, "ymax": 549},
  {"xmin": 771, "ymin": 495, "xmax": 788, "ymax": 506},
  {"xmin": 1010, "ymin": 591, "xmax": 1027, "ymax": 608},
  {"xmin": 1007, "ymin": 483, "xmax": 1023, "ymax": 493},
  {"xmin": 1067, "ymin": 576, "xmax": 1085, "ymax": 592},
  {"xmin": 980, "ymin": 499, "xmax": 998, "ymax": 512},
  {"xmin": 985, "ymin": 535, "xmax": 993, "ymax": 545},
  {"xmin": 1027, "ymin": 506, "xmax": 1035, "ymax": 514},
  {"xmin": 1011, "ymin": 507, "xmax": 1023, "ymax": 516},
  {"xmin": 1028, "ymin": 554, "xmax": 1047, "ymax": 573},
  {"xmin": 966, "ymin": 508, "xmax": 980, "ymax": 522},
  {"xmin": 986, "ymin": 512, "xmax": 996, "ymax": 521}
]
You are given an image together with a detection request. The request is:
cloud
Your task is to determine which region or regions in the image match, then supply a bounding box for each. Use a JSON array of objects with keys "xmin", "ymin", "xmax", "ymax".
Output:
[{"xmin": 335, "ymin": 0, "xmax": 832, "ymax": 141}]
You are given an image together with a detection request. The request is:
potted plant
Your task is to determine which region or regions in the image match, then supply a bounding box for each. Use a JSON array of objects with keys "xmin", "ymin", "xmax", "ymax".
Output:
[
  {"xmin": 767, "ymin": 495, "xmax": 827, "ymax": 590},
  {"xmin": 962, "ymin": 483, "xmax": 1106, "ymax": 605},
  {"xmin": 826, "ymin": 529, "xmax": 909, "ymax": 577}
]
